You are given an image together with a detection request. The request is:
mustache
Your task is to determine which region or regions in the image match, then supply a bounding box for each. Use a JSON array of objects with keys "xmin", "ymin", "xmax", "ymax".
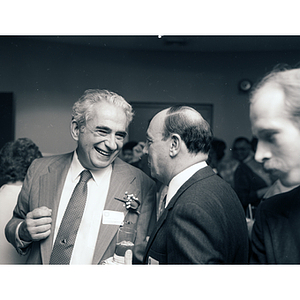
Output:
[{"xmin": 263, "ymin": 159, "xmax": 289, "ymax": 173}]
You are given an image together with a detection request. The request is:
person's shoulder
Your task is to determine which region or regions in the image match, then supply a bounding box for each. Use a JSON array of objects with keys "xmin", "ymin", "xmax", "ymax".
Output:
[
  {"xmin": 185, "ymin": 166, "xmax": 232, "ymax": 196},
  {"xmin": 29, "ymin": 152, "xmax": 72, "ymax": 171},
  {"xmin": 260, "ymin": 185, "xmax": 300, "ymax": 215},
  {"xmin": 34, "ymin": 152, "xmax": 71, "ymax": 164},
  {"xmin": 114, "ymin": 157, "xmax": 154, "ymax": 183},
  {"xmin": 195, "ymin": 166, "xmax": 232, "ymax": 187}
]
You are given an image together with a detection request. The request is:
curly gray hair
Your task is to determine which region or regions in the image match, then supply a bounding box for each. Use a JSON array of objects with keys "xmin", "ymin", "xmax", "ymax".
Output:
[{"xmin": 72, "ymin": 89, "xmax": 134, "ymax": 128}]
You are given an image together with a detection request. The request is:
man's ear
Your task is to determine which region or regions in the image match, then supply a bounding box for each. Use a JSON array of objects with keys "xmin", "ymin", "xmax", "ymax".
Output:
[
  {"xmin": 70, "ymin": 120, "xmax": 80, "ymax": 141},
  {"xmin": 169, "ymin": 134, "xmax": 181, "ymax": 157}
]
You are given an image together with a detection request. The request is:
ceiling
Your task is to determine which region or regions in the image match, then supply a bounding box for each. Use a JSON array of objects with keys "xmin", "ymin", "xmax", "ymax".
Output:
[{"xmin": 27, "ymin": 35, "xmax": 300, "ymax": 53}]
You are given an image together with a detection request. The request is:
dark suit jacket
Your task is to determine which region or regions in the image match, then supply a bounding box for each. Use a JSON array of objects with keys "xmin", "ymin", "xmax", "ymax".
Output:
[
  {"xmin": 234, "ymin": 162, "xmax": 269, "ymax": 211},
  {"xmin": 144, "ymin": 166, "xmax": 249, "ymax": 264},
  {"xmin": 5, "ymin": 153, "xmax": 156, "ymax": 264},
  {"xmin": 250, "ymin": 185, "xmax": 300, "ymax": 264}
]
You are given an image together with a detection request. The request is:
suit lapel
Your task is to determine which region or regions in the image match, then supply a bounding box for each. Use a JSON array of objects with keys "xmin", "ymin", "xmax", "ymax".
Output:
[
  {"xmin": 92, "ymin": 158, "xmax": 137, "ymax": 264},
  {"xmin": 144, "ymin": 202, "xmax": 169, "ymax": 259},
  {"xmin": 39, "ymin": 153, "xmax": 73, "ymax": 264},
  {"xmin": 37, "ymin": 155, "xmax": 141, "ymax": 264},
  {"xmin": 144, "ymin": 166, "xmax": 215, "ymax": 261}
]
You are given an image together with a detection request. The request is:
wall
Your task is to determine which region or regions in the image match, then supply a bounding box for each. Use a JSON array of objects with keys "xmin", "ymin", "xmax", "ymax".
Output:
[{"xmin": 1, "ymin": 37, "xmax": 300, "ymax": 156}]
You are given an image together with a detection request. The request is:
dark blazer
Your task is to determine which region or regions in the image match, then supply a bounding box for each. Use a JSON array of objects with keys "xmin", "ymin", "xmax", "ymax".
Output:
[
  {"xmin": 144, "ymin": 166, "xmax": 249, "ymax": 264},
  {"xmin": 250, "ymin": 185, "xmax": 300, "ymax": 264},
  {"xmin": 234, "ymin": 162, "xmax": 269, "ymax": 211},
  {"xmin": 5, "ymin": 153, "xmax": 156, "ymax": 264}
]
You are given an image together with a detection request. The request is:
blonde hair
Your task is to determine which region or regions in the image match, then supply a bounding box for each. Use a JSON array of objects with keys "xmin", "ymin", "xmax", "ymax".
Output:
[{"xmin": 250, "ymin": 65, "xmax": 300, "ymax": 127}]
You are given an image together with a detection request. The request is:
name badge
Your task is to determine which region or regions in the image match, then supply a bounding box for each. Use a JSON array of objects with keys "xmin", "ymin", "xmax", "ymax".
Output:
[{"xmin": 102, "ymin": 210, "xmax": 124, "ymax": 225}]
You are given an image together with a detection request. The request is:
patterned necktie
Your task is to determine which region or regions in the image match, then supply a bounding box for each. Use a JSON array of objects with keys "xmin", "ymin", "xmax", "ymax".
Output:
[
  {"xmin": 157, "ymin": 185, "xmax": 168, "ymax": 220},
  {"xmin": 49, "ymin": 169, "xmax": 92, "ymax": 264},
  {"xmin": 158, "ymin": 194, "xmax": 167, "ymax": 220}
]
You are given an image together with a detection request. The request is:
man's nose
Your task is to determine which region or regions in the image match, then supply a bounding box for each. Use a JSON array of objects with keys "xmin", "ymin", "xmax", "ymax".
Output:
[
  {"xmin": 255, "ymin": 141, "xmax": 271, "ymax": 163},
  {"xmin": 143, "ymin": 144, "xmax": 148, "ymax": 155},
  {"xmin": 105, "ymin": 135, "xmax": 118, "ymax": 150}
]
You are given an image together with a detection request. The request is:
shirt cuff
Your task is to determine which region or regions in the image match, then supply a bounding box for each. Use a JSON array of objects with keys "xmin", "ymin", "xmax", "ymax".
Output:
[{"xmin": 15, "ymin": 221, "xmax": 32, "ymax": 254}]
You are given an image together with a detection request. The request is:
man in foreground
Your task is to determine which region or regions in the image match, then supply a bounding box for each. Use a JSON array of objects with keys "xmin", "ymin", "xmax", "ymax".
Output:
[
  {"xmin": 250, "ymin": 66, "xmax": 300, "ymax": 263},
  {"xmin": 142, "ymin": 105, "xmax": 249, "ymax": 264},
  {"xmin": 5, "ymin": 89, "xmax": 155, "ymax": 264}
]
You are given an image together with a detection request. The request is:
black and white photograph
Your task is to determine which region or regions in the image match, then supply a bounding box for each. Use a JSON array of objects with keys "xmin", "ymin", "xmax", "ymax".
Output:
[{"xmin": 1, "ymin": 2, "xmax": 299, "ymax": 299}]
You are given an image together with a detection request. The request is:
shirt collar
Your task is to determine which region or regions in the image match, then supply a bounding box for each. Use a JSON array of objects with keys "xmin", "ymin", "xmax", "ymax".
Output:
[
  {"xmin": 166, "ymin": 161, "xmax": 207, "ymax": 205},
  {"xmin": 70, "ymin": 151, "xmax": 112, "ymax": 186}
]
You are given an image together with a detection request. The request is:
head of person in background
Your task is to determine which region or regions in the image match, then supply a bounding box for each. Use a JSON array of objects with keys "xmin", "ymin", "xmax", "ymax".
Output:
[
  {"xmin": 250, "ymin": 65, "xmax": 300, "ymax": 188},
  {"xmin": 0, "ymin": 138, "xmax": 42, "ymax": 185},
  {"xmin": 71, "ymin": 89, "xmax": 134, "ymax": 170},
  {"xmin": 207, "ymin": 138, "xmax": 226, "ymax": 170},
  {"xmin": 232, "ymin": 137, "xmax": 252, "ymax": 162},
  {"xmin": 121, "ymin": 141, "xmax": 138, "ymax": 163}
]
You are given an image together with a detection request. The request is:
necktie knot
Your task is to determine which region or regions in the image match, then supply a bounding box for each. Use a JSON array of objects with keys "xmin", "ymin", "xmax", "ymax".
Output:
[{"xmin": 80, "ymin": 170, "xmax": 92, "ymax": 183}]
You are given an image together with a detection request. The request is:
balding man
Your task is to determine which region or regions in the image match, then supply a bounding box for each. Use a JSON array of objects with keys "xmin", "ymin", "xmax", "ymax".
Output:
[{"xmin": 142, "ymin": 105, "xmax": 249, "ymax": 264}]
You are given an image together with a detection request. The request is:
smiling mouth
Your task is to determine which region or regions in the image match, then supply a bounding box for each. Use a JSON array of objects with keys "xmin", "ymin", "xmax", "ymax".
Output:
[{"xmin": 95, "ymin": 146, "xmax": 112, "ymax": 157}]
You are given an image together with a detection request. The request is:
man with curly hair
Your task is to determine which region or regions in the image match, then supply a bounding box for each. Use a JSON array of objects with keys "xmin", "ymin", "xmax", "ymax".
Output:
[{"xmin": 5, "ymin": 90, "xmax": 155, "ymax": 264}]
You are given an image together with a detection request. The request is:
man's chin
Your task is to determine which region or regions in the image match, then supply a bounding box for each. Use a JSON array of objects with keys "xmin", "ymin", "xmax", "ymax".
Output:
[{"xmin": 90, "ymin": 157, "xmax": 117, "ymax": 170}]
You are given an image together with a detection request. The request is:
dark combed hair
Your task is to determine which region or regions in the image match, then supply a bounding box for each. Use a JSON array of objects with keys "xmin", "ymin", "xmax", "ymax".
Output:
[
  {"xmin": 162, "ymin": 105, "xmax": 213, "ymax": 154},
  {"xmin": 0, "ymin": 138, "xmax": 42, "ymax": 184}
]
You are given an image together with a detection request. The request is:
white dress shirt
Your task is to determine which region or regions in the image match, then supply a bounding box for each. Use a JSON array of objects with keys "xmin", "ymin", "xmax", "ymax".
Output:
[
  {"xmin": 53, "ymin": 151, "xmax": 112, "ymax": 264},
  {"xmin": 165, "ymin": 161, "xmax": 207, "ymax": 207}
]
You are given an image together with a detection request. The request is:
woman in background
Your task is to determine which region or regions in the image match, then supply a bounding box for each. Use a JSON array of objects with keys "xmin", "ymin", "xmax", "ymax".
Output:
[{"xmin": 0, "ymin": 138, "xmax": 42, "ymax": 264}]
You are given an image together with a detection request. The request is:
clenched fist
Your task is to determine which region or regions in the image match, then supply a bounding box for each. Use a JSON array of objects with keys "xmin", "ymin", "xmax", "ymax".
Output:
[{"xmin": 19, "ymin": 206, "xmax": 52, "ymax": 242}]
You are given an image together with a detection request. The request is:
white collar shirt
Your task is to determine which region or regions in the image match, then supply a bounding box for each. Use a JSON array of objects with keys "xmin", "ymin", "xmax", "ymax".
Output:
[
  {"xmin": 53, "ymin": 151, "xmax": 112, "ymax": 264},
  {"xmin": 165, "ymin": 161, "xmax": 207, "ymax": 207}
]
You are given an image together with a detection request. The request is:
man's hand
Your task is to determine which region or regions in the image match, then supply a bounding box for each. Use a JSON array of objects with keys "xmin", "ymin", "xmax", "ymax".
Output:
[
  {"xmin": 100, "ymin": 250, "xmax": 133, "ymax": 265},
  {"xmin": 124, "ymin": 249, "xmax": 132, "ymax": 265},
  {"xmin": 19, "ymin": 206, "xmax": 52, "ymax": 242}
]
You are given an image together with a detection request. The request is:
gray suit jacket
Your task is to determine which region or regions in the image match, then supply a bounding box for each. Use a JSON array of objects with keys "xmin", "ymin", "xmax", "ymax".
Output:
[
  {"xmin": 5, "ymin": 153, "xmax": 156, "ymax": 264},
  {"xmin": 144, "ymin": 166, "xmax": 249, "ymax": 264}
]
